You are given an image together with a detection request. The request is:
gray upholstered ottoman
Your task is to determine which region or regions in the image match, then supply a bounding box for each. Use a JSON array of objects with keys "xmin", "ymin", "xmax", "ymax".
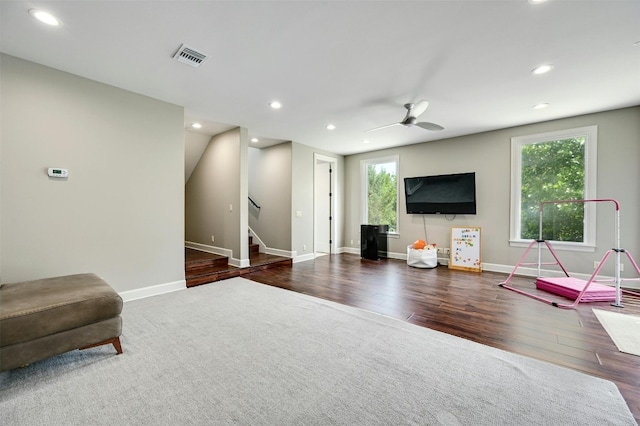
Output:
[{"xmin": 0, "ymin": 273, "xmax": 123, "ymax": 371}]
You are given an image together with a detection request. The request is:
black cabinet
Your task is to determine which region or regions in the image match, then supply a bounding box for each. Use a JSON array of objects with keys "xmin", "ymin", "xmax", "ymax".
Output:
[{"xmin": 361, "ymin": 225, "xmax": 388, "ymax": 260}]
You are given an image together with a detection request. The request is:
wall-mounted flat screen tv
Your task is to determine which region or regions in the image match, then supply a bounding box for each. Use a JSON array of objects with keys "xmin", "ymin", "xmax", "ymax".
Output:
[{"xmin": 404, "ymin": 172, "xmax": 476, "ymax": 215}]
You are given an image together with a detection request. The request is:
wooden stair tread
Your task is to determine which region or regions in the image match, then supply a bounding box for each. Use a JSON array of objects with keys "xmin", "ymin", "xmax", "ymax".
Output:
[{"xmin": 185, "ymin": 247, "xmax": 291, "ymax": 288}]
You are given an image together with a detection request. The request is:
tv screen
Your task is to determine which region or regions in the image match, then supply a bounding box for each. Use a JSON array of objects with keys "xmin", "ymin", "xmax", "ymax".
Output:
[{"xmin": 404, "ymin": 172, "xmax": 476, "ymax": 215}]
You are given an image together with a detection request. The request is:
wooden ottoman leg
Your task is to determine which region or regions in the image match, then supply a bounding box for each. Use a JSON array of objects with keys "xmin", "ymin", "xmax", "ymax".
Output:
[
  {"xmin": 80, "ymin": 337, "xmax": 123, "ymax": 354},
  {"xmin": 111, "ymin": 336, "xmax": 123, "ymax": 354}
]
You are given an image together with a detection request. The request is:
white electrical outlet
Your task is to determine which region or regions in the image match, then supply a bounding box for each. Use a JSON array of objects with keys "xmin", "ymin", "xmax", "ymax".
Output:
[
  {"xmin": 211, "ymin": 235, "xmax": 215, "ymax": 243},
  {"xmin": 594, "ymin": 261, "xmax": 600, "ymax": 269},
  {"xmin": 350, "ymin": 240, "xmax": 354, "ymax": 245},
  {"xmin": 303, "ymin": 244, "xmax": 307, "ymax": 251}
]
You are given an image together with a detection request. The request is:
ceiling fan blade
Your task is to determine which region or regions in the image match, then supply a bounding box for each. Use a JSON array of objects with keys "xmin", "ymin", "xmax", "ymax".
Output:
[
  {"xmin": 366, "ymin": 122, "xmax": 402, "ymax": 132},
  {"xmin": 410, "ymin": 100, "xmax": 430, "ymax": 118},
  {"xmin": 416, "ymin": 122, "xmax": 444, "ymax": 131}
]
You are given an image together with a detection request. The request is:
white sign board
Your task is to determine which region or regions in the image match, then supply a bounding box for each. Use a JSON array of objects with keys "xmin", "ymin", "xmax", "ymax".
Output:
[{"xmin": 450, "ymin": 227, "xmax": 482, "ymax": 272}]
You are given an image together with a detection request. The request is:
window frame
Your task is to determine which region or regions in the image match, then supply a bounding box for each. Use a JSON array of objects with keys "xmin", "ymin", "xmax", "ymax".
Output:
[
  {"xmin": 509, "ymin": 125, "xmax": 597, "ymax": 252},
  {"xmin": 361, "ymin": 155, "xmax": 400, "ymax": 236}
]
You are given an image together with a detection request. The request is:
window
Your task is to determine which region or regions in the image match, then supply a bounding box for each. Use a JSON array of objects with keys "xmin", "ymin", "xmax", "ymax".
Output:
[
  {"xmin": 361, "ymin": 155, "xmax": 399, "ymax": 233},
  {"xmin": 510, "ymin": 126, "xmax": 597, "ymax": 250}
]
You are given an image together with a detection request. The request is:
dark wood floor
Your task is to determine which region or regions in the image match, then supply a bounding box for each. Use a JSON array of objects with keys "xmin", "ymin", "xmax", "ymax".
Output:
[
  {"xmin": 242, "ymin": 253, "xmax": 640, "ymax": 422},
  {"xmin": 185, "ymin": 248, "xmax": 292, "ymax": 287}
]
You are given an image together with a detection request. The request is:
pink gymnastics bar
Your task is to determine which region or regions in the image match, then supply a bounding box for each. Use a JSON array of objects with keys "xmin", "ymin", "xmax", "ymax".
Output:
[{"xmin": 499, "ymin": 199, "xmax": 640, "ymax": 309}]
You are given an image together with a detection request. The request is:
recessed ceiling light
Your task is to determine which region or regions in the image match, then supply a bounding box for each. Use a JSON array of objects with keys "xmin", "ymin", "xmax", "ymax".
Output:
[
  {"xmin": 362, "ymin": 139, "xmax": 371, "ymax": 144},
  {"xmin": 191, "ymin": 122, "xmax": 202, "ymax": 129},
  {"xmin": 269, "ymin": 101, "xmax": 282, "ymax": 109},
  {"xmin": 251, "ymin": 138, "xmax": 259, "ymax": 143},
  {"xmin": 533, "ymin": 103, "xmax": 549, "ymax": 110},
  {"xmin": 528, "ymin": 0, "xmax": 548, "ymax": 4},
  {"xmin": 326, "ymin": 124, "xmax": 336, "ymax": 130},
  {"xmin": 29, "ymin": 9, "xmax": 61, "ymax": 26},
  {"xmin": 532, "ymin": 64, "xmax": 553, "ymax": 75}
]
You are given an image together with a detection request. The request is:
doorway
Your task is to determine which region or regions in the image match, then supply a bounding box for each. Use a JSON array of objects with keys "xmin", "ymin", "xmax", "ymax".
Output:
[{"xmin": 314, "ymin": 154, "xmax": 336, "ymax": 256}]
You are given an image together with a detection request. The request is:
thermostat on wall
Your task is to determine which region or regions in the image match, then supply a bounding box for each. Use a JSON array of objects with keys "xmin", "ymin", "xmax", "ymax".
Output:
[{"xmin": 48, "ymin": 168, "xmax": 69, "ymax": 178}]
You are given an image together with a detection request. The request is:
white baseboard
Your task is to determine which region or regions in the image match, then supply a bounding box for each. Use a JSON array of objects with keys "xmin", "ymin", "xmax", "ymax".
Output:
[
  {"xmin": 120, "ymin": 279, "xmax": 186, "ymax": 302},
  {"xmin": 294, "ymin": 253, "xmax": 315, "ymax": 263},
  {"xmin": 342, "ymin": 247, "xmax": 360, "ymax": 255},
  {"xmin": 338, "ymin": 248, "xmax": 407, "ymax": 260},
  {"xmin": 266, "ymin": 247, "xmax": 294, "ymax": 258},
  {"xmin": 229, "ymin": 257, "xmax": 250, "ymax": 268},
  {"xmin": 483, "ymin": 262, "xmax": 599, "ymax": 280},
  {"xmin": 337, "ymin": 248, "xmax": 640, "ymax": 290},
  {"xmin": 482, "ymin": 262, "xmax": 640, "ymax": 290},
  {"xmin": 121, "ymin": 251, "xmax": 639, "ymax": 303},
  {"xmin": 248, "ymin": 227, "xmax": 267, "ymax": 253},
  {"xmin": 186, "ymin": 241, "xmax": 250, "ymax": 268},
  {"xmin": 185, "ymin": 241, "xmax": 232, "ymax": 259},
  {"xmin": 186, "ymin": 239, "xmax": 296, "ymax": 267},
  {"xmin": 314, "ymin": 247, "xmax": 356, "ymax": 255}
]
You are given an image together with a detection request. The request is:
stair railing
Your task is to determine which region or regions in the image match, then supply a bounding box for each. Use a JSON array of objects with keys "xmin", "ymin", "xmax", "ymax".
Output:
[{"xmin": 248, "ymin": 196, "xmax": 261, "ymax": 210}]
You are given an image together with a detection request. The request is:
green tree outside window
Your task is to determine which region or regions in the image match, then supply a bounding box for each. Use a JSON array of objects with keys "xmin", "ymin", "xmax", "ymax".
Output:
[
  {"xmin": 367, "ymin": 163, "xmax": 397, "ymax": 232},
  {"xmin": 520, "ymin": 137, "xmax": 585, "ymax": 241}
]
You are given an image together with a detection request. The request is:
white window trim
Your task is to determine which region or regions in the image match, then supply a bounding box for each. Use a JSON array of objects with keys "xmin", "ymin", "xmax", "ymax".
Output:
[
  {"xmin": 361, "ymin": 155, "xmax": 400, "ymax": 236},
  {"xmin": 509, "ymin": 125, "xmax": 597, "ymax": 252}
]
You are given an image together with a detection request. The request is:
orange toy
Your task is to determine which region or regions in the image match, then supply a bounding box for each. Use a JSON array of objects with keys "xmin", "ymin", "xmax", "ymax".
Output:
[{"xmin": 413, "ymin": 239, "xmax": 427, "ymax": 250}]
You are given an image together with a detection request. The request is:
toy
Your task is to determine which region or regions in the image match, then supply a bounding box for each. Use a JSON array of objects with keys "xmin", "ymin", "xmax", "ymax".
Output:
[{"xmin": 413, "ymin": 239, "xmax": 427, "ymax": 250}]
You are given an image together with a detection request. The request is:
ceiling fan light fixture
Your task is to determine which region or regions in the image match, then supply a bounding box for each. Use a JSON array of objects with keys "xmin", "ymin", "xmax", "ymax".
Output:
[
  {"xmin": 403, "ymin": 116, "xmax": 417, "ymax": 126},
  {"xmin": 367, "ymin": 100, "xmax": 443, "ymax": 133}
]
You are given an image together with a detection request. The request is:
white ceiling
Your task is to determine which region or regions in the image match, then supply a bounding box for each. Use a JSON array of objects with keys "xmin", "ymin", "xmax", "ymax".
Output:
[{"xmin": 2, "ymin": 1, "xmax": 639, "ymax": 155}]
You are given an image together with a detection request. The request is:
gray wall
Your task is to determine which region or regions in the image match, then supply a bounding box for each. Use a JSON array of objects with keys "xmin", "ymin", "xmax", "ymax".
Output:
[
  {"xmin": 185, "ymin": 131, "xmax": 212, "ymax": 182},
  {"xmin": 248, "ymin": 143, "xmax": 292, "ymax": 251},
  {"xmin": 247, "ymin": 142, "xmax": 344, "ymax": 258},
  {"xmin": 0, "ymin": 54, "xmax": 185, "ymax": 292},
  {"xmin": 185, "ymin": 127, "xmax": 248, "ymax": 262},
  {"xmin": 344, "ymin": 106, "xmax": 640, "ymax": 277}
]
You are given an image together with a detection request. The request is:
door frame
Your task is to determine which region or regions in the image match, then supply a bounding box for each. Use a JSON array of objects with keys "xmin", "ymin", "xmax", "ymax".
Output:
[{"xmin": 313, "ymin": 153, "xmax": 337, "ymax": 256}]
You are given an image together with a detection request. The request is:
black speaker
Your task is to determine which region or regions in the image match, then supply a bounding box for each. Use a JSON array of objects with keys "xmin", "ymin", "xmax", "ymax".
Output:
[{"xmin": 361, "ymin": 225, "xmax": 388, "ymax": 260}]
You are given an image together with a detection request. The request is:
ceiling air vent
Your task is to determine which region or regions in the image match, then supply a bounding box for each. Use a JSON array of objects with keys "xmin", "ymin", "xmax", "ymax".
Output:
[{"xmin": 173, "ymin": 44, "xmax": 209, "ymax": 68}]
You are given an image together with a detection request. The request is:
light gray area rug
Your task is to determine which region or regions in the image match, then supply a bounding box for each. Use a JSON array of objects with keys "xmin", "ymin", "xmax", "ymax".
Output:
[
  {"xmin": 1, "ymin": 278, "xmax": 636, "ymax": 425},
  {"xmin": 594, "ymin": 308, "xmax": 640, "ymax": 357}
]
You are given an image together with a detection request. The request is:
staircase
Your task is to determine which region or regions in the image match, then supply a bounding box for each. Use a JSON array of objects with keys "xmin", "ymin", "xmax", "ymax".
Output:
[{"xmin": 185, "ymin": 237, "xmax": 292, "ymax": 288}]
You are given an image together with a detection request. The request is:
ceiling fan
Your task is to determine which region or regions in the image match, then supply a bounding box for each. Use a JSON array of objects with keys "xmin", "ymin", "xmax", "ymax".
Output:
[{"xmin": 367, "ymin": 100, "xmax": 444, "ymax": 132}]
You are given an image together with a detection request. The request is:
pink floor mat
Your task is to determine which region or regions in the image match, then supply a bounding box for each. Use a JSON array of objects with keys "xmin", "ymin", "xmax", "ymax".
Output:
[{"xmin": 536, "ymin": 276, "xmax": 616, "ymax": 302}]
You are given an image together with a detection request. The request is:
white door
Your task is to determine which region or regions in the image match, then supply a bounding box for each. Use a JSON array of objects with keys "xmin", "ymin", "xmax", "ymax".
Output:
[{"xmin": 314, "ymin": 155, "xmax": 335, "ymax": 254}]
